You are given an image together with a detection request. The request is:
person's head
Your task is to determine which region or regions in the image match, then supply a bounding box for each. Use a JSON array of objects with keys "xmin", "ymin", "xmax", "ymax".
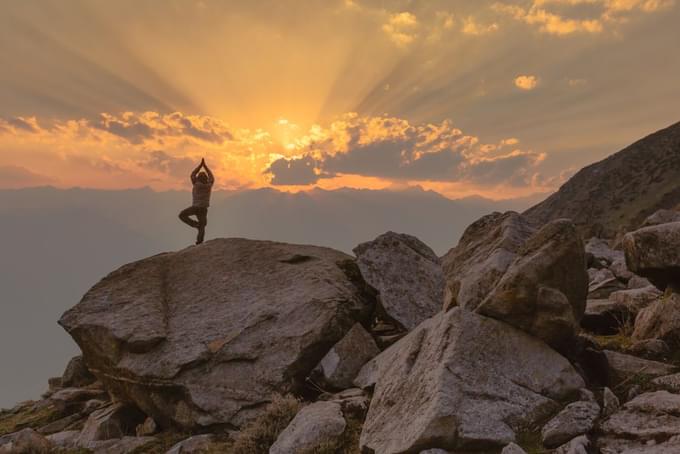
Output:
[{"xmin": 196, "ymin": 172, "xmax": 209, "ymax": 184}]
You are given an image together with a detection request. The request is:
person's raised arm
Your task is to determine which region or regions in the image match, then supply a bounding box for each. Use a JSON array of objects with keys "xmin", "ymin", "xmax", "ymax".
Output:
[
  {"xmin": 202, "ymin": 159, "xmax": 215, "ymax": 185},
  {"xmin": 190, "ymin": 160, "xmax": 202, "ymax": 184}
]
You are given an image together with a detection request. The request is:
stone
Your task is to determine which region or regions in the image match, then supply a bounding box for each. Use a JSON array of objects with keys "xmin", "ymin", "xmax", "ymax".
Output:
[
  {"xmin": 628, "ymin": 275, "xmax": 653, "ymax": 289},
  {"xmin": 652, "ymin": 373, "xmax": 680, "ymax": 392},
  {"xmin": 353, "ymin": 231, "xmax": 444, "ymax": 330},
  {"xmin": 598, "ymin": 391, "xmax": 680, "ymax": 453},
  {"xmin": 0, "ymin": 428, "xmax": 53, "ymax": 453},
  {"xmin": 553, "ymin": 435, "xmax": 590, "ymax": 454},
  {"xmin": 629, "ymin": 339, "xmax": 670, "ymax": 358},
  {"xmin": 610, "ymin": 286, "xmax": 662, "ymax": 314},
  {"xmin": 633, "ymin": 293, "xmax": 680, "ymax": 343},
  {"xmin": 136, "ymin": 416, "xmax": 158, "ymax": 436},
  {"xmin": 87, "ymin": 436, "xmax": 156, "ymax": 454},
  {"xmin": 641, "ymin": 209, "xmax": 680, "ymax": 228},
  {"xmin": 165, "ymin": 434, "xmax": 216, "ymax": 454},
  {"xmin": 475, "ymin": 219, "xmax": 588, "ymax": 348},
  {"xmin": 501, "ymin": 442, "xmax": 528, "ymax": 454},
  {"xmin": 610, "ymin": 257, "xmax": 634, "ymax": 282},
  {"xmin": 61, "ymin": 355, "xmax": 96, "ymax": 388},
  {"xmin": 602, "ymin": 387, "xmax": 620, "ymax": 417},
  {"xmin": 419, "ymin": 450, "xmax": 449, "ymax": 454},
  {"xmin": 45, "ymin": 430, "xmax": 80, "ymax": 449},
  {"xmin": 358, "ymin": 308, "xmax": 585, "ymax": 453},
  {"xmin": 270, "ymin": 401, "xmax": 346, "ymax": 454},
  {"xmin": 589, "ymin": 267, "xmax": 615, "ymax": 286},
  {"xmin": 588, "ymin": 277, "xmax": 626, "ymax": 299},
  {"xmin": 76, "ymin": 403, "xmax": 146, "ymax": 447},
  {"xmin": 603, "ymin": 350, "xmax": 675, "ymax": 384},
  {"xmin": 581, "ymin": 298, "xmax": 629, "ymax": 335},
  {"xmin": 311, "ymin": 323, "xmax": 380, "ymax": 390},
  {"xmin": 441, "ymin": 211, "xmax": 535, "ymax": 311},
  {"xmin": 623, "ymin": 221, "xmax": 680, "ymax": 291},
  {"xmin": 59, "ymin": 239, "xmax": 374, "ymax": 429},
  {"xmin": 541, "ymin": 400, "xmax": 600, "ymax": 448},
  {"xmin": 37, "ymin": 412, "xmax": 85, "ymax": 435},
  {"xmin": 322, "ymin": 388, "xmax": 370, "ymax": 418},
  {"xmin": 585, "ymin": 237, "xmax": 623, "ymax": 265}
]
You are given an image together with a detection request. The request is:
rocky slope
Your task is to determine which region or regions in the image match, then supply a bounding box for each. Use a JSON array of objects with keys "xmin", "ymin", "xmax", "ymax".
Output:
[
  {"xmin": 4, "ymin": 209, "xmax": 680, "ymax": 453},
  {"xmin": 524, "ymin": 121, "xmax": 680, "ymax": 238}
]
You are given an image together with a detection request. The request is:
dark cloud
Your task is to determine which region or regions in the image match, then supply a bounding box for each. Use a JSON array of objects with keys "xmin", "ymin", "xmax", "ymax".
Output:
[
  {"xmin": 142, "ymin": 150, "xmax": 197, "ymax": 179},
  {"xmin": 267, "ymin": 156, "xmax": 329, "ymax": 185},
  {"xmin": 0, "ymin": 165, "xmax": 54, "ymax": 188},
  {"xmin": 93, "ymin": 114, "xmax": 154, "ymax": 144},
  {"xmin": 1, "ymin": 117, "xmax": 39, "ymax": 133}
]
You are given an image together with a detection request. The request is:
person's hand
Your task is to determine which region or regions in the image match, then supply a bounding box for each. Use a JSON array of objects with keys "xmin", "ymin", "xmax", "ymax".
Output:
[{"xmin": 200, "ymin": 158, "xmax": 205, "ymax": 165}]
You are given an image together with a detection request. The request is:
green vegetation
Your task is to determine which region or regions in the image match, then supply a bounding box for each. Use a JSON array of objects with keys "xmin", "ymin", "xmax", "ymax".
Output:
[
  {"xmin": 229, "ymin": 394, "xmax": 301, "ymax": 454},
  {"xmin": 515, "ymin": 429, "xmax": 549, "ymax": 454},
  {"xmin": 0, "ymin": 401, "xmax": 62, "ymax": 437},
  {"xmin": 128, "ymin": 431, "xmax": 191, "ymax": 454}
]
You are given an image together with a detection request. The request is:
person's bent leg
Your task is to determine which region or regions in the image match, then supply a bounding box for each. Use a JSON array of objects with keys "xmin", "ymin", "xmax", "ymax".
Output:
[
  {"xmin": 196, "ymin": 208, "xmax": 207, "ymax": 244},
  {"xmin": 179, "ymin": 206, "xmax": 200, "ymax": 228}
]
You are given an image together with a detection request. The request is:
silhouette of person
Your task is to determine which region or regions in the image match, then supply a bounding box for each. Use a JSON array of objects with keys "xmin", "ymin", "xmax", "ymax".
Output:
[{"xmin": 179, "ymin": 158, "xmax": 214, "ymax": 244}]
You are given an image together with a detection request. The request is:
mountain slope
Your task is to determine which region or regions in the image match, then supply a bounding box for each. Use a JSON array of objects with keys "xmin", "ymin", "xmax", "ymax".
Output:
[{"xmin": 524, "ymin": 121, "xmax": 680, "ymax": 237}]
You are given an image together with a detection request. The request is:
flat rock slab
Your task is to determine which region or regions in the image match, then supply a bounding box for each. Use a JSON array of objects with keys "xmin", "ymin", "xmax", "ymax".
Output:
[
  {"xmin": 541, "ymin": 400, "xmax": 600, "ymax": 448},
  {"xmin": 354, "ymin": 231, "xmax": 444, "ymax": 330},
  {"xmin": 59, "ymin": 239, "xmax": 373, "ymax": 429},
  {"xmin": 358, "ymin": 308, "xmax": 584, "ymax": 454},
  {"xmin": 603, "ymin": 350, "xmax": 676, "ymax": 385}
]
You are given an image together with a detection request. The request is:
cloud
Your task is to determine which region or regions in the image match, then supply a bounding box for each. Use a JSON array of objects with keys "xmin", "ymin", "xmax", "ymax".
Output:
[
  {"xmin": 265, "ymin": 114, "xmax": 545, "ymax": 188},
  {"xmin": 514, "ymin": 75, "xmax": 539, "ymax": 90},
  {"xmin": 462, "ymin": 17, "xmax": 500, "ymax": 35},
  {"xmin": 141, "ymin": 150, "xmax": 197, "ymax": 179},
  {"xmin": 382, "ymin": 12, "xmax": 419, "ymax": 47},
  {"xmin": 0, "ymin": 165, "xmax": 55, "ymax": 188},
  {"xmin": 0, "ymin": 117, "xmax": 41, "ymax": 133},
  {"xmin": 492, "ymin": 0, "xmax": 673, "ymax": 35}
]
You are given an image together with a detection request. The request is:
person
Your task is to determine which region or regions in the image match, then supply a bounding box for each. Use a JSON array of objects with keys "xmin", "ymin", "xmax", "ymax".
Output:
[{"xmin": 179, "ymin": 158, "xmax": 214, "ymax": 244}]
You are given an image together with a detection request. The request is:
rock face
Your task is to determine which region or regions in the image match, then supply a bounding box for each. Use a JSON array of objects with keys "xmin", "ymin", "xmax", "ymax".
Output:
[
  {"xmin": 641, "ymin": 209, "xmax": 680, "ymax": 227},
  {"xmin": 76, "ymin": 403, "xmax": 146, "ymax": 447},
  {"xmin": 623, "ymin": 222, "xmax": 680, "ymax": 291},
  {"xmin": 59, "ymin": 239, "xmax": 374, "ymax": 429},
  {"xmin": 633, "ymin": 293, "xmax": 680, "ymax": 343},
  {"xmin": 603, "ymin": 350, "xmax": 676, "ymax": 384},
  {"xmin": 60, "ymin": 356, "xmax": 96, "ymax": 388},
  {"xmin": 311, "ymin": 323, "xmax": 380, "ymax": 390},
  {"xmin": 354, "ymin": 231, "xmax": 444, "ymax": 330},
  {"xmin": 442, "ymin": 212, "xmax": 587, "ymax": 347},
  {"xmin": 358, "ymin": 308, "xmax": 584, "ymax": 453},
  {"xmin": 270, "ymin": 401, "xmax": 346, "ymax": 454}
]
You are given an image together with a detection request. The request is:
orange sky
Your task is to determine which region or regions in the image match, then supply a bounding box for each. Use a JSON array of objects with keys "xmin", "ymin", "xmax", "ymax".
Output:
[{"xmin": 1, "ymin": 0, "xmax": 679, "ymax": 200}]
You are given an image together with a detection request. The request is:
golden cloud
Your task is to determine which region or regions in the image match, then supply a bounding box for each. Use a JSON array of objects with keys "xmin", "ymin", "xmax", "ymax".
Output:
[{"xmin": 514, "ymin": 75, "xmax": 539, "ymax": 90}]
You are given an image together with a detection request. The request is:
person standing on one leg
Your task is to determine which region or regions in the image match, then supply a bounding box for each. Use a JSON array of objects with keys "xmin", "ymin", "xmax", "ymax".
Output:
[{"xmin": 179, "ymin": 158, "xmax": 214, "ymax": 245}]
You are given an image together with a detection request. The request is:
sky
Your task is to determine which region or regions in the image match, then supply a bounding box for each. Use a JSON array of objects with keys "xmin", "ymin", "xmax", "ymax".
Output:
[{"xmin": 1, "ymin": 0, "xmax": 679, "ymax": 199}]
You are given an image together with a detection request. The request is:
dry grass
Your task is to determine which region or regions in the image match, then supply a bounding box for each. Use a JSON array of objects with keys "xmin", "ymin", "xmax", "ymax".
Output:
[
  {"xmin": 299, "ymin": 415, "xmax": 363, "ymax": 454},
  {"xmin": 229, "ymin": 394, "xmax": 302, "ymax": 454},
  {"xmin": 0, "ymin": 401, "xmax": 62, "ymax": 436}
]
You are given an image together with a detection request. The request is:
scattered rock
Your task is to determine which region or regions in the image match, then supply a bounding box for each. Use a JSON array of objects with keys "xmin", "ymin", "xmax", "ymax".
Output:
[
  {"xmin": 45, "ymin": 430, "xmax": 80, "ymax": 449},
  {"xmin": 629, "ymin": 339, "xmax": 670, "ymax": 359},
  {"xmin": 321, "ymin": 388, "xmax": 370, "ymax": 418},
  {"xmin": 588, "ymin": 277, "xmax": 626, "ymax": 299},
  {"xmin": 87, "ymin": 436, "xmax": 156, "ymax": 454},
  {"xmin": 0, "ymin": 428, "xmax": 53, "ymax": 453},
  {"xmin": 653, "ymin": 373, "xmax": 680, "ymax": 393},
  {"xmin": 269, "ymin": 401, "xmax": 346, "ymax": 454},
  {"xmin": 136, "ymin": 416, "xmax": 157, "ymax": 436},
  {"xmin": 602, "ymin": 387, "xmax": 620, "ymax": 417},
  {"xmin": 553, "ymin": 435, "xmax": 590, "ymax": 454},
  {"xmin": 37, "ymin": 412, "xmax": 85, "ymax": 435},
  {"xmin": 59, "ymin": 239, "xmax": 374, "ymax": 429},
  {"xmin": 610, "ymin": 257, "xmax": 634, "ymax": 282},
  {"xmin": 541, "ymin": 400, "xmax": 600, "ymax": 448},
  {"xmin": 354, "ymin": 231, "xmax": 444, "ymax": 330},
  {"xmin": 623, "ymin": 221, "xmax": 680, "ymax": 291},
  {"xmin": 610, "ymin": 286, "xmax": 662, "ymax": 313},
  {"xmin": 166, "ymin": 434, "xmax": 216, "ymax": 454},
  {"xmin": 441, "ymin": 211, "xmax": 535, "ymax": 311},
  {"xmin": 311, "ymin": 323, "xmax": 380, "ymax": 390},
  {"xmin": 76, "ymin": 403, "xmax": 146, "ymax": 447},
  {"xmin": 476, "ymin": 219, "xmax": 588, "ymax": 348},
  {"xmin": 633, "ymin": 293, "xmax": 680, "ymax": 343},
  {"xmin": 641, "ymin": 209, "xmax": 680, "ymax": 228},
  {"xmin": 628, "ymin": 275, "xmax": 653, "ymax": 289},
  {"xmin": 358, "ymin": 308, "xmax": 584, "ymax": 453},
  {"xmin": 61, "ymin": 355, "xmax": 96, "ymax": 388},
  {"xmin": 603, "ymin": 350, "xmax": 676, "ymax": 384},
  {"xmin": 501, "ymin": 442, "xmax": 528, "ymax": 454},
  {"xmin": 581, "ymin": 298, "xmax": 629, "ymax": 335},
  {"xmin": 585, "ymin": 237, "xmax": 622, "ymax": 265},
  {"xmin": 598, "ymin": 391, "xmax": 680, "ymax": 453}
]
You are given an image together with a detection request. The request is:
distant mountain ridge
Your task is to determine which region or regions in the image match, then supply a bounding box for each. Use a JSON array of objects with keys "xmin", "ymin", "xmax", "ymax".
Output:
[{"xmin": 524, "ymin": 121, "xmax": 680, "ymax": 238}]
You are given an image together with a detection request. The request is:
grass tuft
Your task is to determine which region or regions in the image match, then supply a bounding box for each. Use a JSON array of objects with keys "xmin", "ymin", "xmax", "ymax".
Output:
[{"xmin": 299, "ymin": 415, "xmax": 363, "ymax": 454}]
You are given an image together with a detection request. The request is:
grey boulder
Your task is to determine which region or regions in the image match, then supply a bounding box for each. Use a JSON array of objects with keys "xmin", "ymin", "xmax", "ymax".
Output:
[
  {"xmin": 354, "ymin": 231, "xmax": 444, "ymax": 330},
  {"xmin": 541, "ymin": 400, "xmax": 600, "ymax": 448},
  {"xmin": 633, "ymin": 293, "xmax": 680, "ymax": 343},
  {"xmin": 623, "ymin": 221, "xmax": 680, "ymax": 291},
  {"xmin": 76, "ymin": 403, "xmax": 146, "ymax": 448},
  {"xmin": 59, "ymin": 239, "xmax": 373, "ymax": 429},
  {"xmin": 358, "ymin": 308, "xmax": 584, "ymax": 453},
  {"xmin": 269, "ymin": 401, "xmax": 346, "ymax": 454}
]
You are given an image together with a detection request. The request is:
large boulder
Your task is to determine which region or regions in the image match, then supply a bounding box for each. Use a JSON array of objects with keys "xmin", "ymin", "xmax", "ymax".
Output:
[
  {"xmin": 585, "ymin": 237, "xmax": 623, "ymax": 265},
  {"xmin": 475, "ymin": 219, "xmax": 588, "ymax": 348},
  {"xmin": 354, "ymin": 231, "xmax": 444, "ymax": 330},
  {"xmin": 641, "ymin": 209, "xmax": 680, "ymax": 228},
  {"xmin": 540, "ymin": 400, "xmax": 600, "ymax": 448},
  {"xmin": 76, "ymin": 403, "xmax": 146, "ymax": 447},
  {"xmin": 441, "ymin": 212, "xmax": 534, "ymax": 311},
  {"xmin": 442, "ymin": 212, "xmax": 587, "ymax": 348},
  {"xmin": 633, "ymin": 293, "xmax": 680, "ymax": 343},
  {"xmin": 60, "ymin": 355, "xmax": 96, "ymax": 388},
  {"xmin": 59, "ymin": 239, "xmax": 374, "ymax": 429},
  {"xmin": 358, "ymin": 308, "xmax": 585, "ymax": 453},
  {"xmin": 603, "ymin": 350, "xmax": 676, "ymax": 385},
  {"xmin": 623, "ymin": 222, "xmax": 680, "ymax": 291}
]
